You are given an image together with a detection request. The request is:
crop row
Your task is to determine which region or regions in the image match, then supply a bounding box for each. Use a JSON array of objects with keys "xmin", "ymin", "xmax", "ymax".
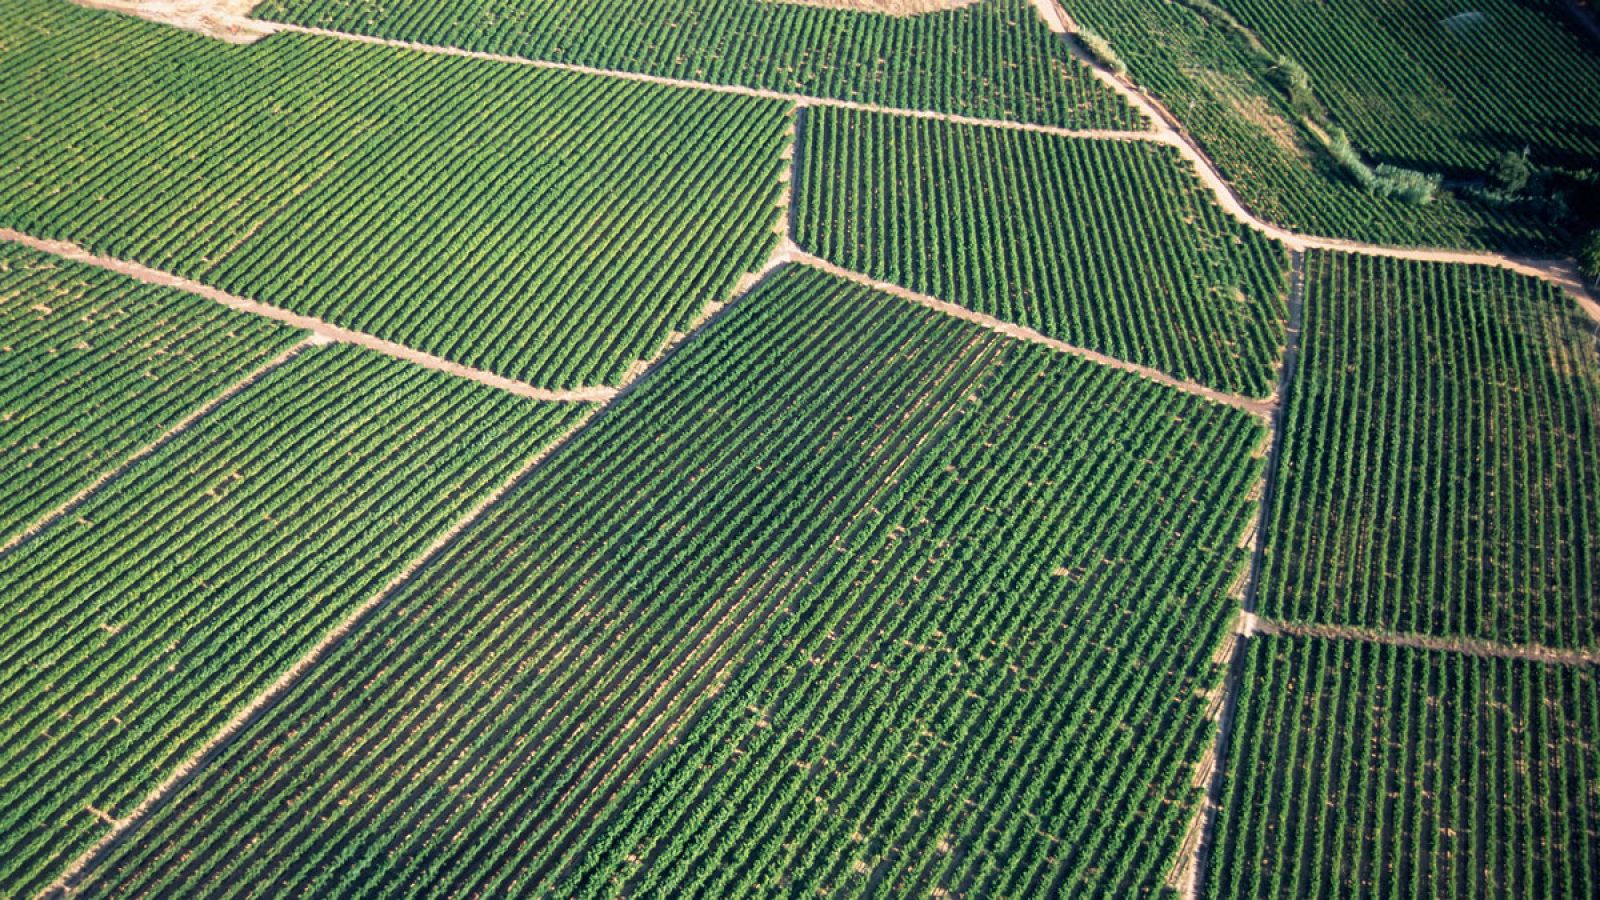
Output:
[
  {"xmin": 1062, "ymin": 0, "xmax": 1554, "ymax": 250},
  {"xmin": 0, "ymin": 345, "xmax": 583, "ymax": 896},
  {"xmin": 0, "ymin": 0, "xmax": 789, "ymax": 387},
  {"xmin": 1208, "ymin": 633, "xmax": 1600, "ymax": 899},
  {"xmin": 796, "ymin": 106, "xmax": 1288, "ymax": 396},
  {"xmin": 253, "ymin": 0, "xmax": 1138, "ymax": 129},
  {"xmin": 74, "ymin": 265, "xmax": 1264, "ymax": 898},
  {"xmin": 1217, "ymin": 0, "xmax": 1600, "ymax": 173},
  {"xmin": 0, "ymin": 243, "xmax": 300, "ymax": 541},
  {"xmin": 1260, "ymin": 252, "xmax": 1600, "ymax": 648}
]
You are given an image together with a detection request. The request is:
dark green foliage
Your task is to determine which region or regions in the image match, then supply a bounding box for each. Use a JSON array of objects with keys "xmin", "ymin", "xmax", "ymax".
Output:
[
  {"xmin": 1261, "ymin": 252, "xmax": 1600, "ymax": 647},
  {"xmin": 75, "ymin": 266, "xmax": 1265, "ymax": 898},
  {"xmin": 1208, "ymin": 634, "xmax": 1600, "ymax": 899},
  {"xmin": 0, "ymin": 346, "xmax": 583, "ymax": 895},
  {"xmin": 795, "ymin": 107, "xmax": 1288, "ymax": 396}
]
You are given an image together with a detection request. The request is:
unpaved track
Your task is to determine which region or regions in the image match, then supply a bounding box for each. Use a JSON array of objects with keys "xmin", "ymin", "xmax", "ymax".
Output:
[
  {"xmin": 1252, "ymin": 617, "xmax": 1600, "ymax": 667},
  {"xmin": 1171, "ymin": 249, "xmax": 1305, "ymax": 899},
  {"xmin": 0, "ymin": 229, "xmax": 612, "ymax": 403},
  {"xmin": 0, "ymin": 337, "xmax": 315, "ymax": 559},
  {"xmin": 792, "ymin": 248, "xmax": 1273, "ymax": 419}
]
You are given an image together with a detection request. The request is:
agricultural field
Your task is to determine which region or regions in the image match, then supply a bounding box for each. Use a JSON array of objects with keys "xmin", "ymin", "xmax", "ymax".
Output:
[
  {"xmin": 795, "ymin": 107, "xmax": 1288, "ymax": 396},
  {"xmin": 68, "ymin": 267, "xmax": 1265, "ymax": 897},
  {"xmin": 0, "ymin": 243, "xmax": 300, "ymax": 540},
  {"xmin": 1215, "ymin": 0, "xmax": 1600, "ymax": 174},
  {"xmin": 0, "ymin": 345, "xmax": 582, "ymax": 896},
  {"xmin": 0, "ymin": 0, "xmax": 788, "ymax": 388},
  {"xmin": 3, "ymin": 0, "xmax": 1599, "ymax": 896},
  {"xmin": 1207, "ymin": 633, "xmax": 1600, "ymax": 899},
  {"xmin": 1061, "ymin": 0, "xmax": 1568, "ymax": 250},
  {"xmin": 251, "ymin": 0, "xmax": 1140, "ymax": 128},
  {"xmin": 1259, "ymin": 252, "xmax": 1600, "ymax": 648}
]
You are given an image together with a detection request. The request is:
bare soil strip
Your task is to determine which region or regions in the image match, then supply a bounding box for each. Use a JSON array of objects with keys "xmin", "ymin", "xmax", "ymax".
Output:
[
  {"xmin": 791, "ymin": 248, "xmax": 1274, "ymax": 419},
  {"xmin": 1251, "ymin": 618, "xmax": 1600, "ymax": 667},
  {"xmin": 0, "ymin": 228, "xmax": 612, "ymax": 403},
  {"xmin": 1170, "ymin": 249, "xmax": 1305, "ymax": 899},
  {"xmin": 1026, "ymin": 0, "xmax": 1600, "ymax": 317},
  {"xmin": 767, "ymin": 0, "xmax": 979, "ymax": 14},
  {"xmin": 0, "ymin": 337, "xmax": 315, "ymax": 560}
]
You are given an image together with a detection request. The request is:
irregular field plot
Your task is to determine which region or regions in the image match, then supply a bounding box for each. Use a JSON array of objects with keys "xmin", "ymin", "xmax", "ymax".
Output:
[
  {"xmin": 1216, "ymin": 0, "xmax": 1600, "ymax": 172},
  {"xmin": 1261, "ymin": 252, "xmax": 1600, "ymax": 647},
  {"xmin": 1062, "ymin": 0, "xmax": 1552, "ymax": 250},
  {"xmin": 0, "ymin": 243, "xmax": 300, "ymax": 540},
  {"xmin": 1207, "ymin": 634, "xmax": 1600, "ymax": 899},
  {"xmin": 77, "ymin": 266, "xmax": 1265, "ymax": 898},
  {"xmin": 253, "ymin": 0, "xmax": 1139, "ymax": 128},
  {"xmin": 0, "ymin": 345, "xmax": 583, "ymax": 896},
  {"xmin": 796, "ymin": 107, "xmax": 1288, "ymax": 396},
  {"xmin": 0, "ymin": 0, "xmax": 788, "ymax": 387}
]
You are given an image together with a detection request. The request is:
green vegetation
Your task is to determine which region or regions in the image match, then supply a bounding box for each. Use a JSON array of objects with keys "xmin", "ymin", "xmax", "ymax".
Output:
[
  {"xmin": 74, "ymin": 266, "xmax": 1264, "ymax": 897},
  {"xmin": 0, "ymin": 0, "xmax": 789, "ymax": 387},
  {"xmin": 0, "ymin": 345, "xmax": 583, "ymax": 896},
  {"xmin": 1215, "ymin": 0, "xmax": 1600, "ymax": 174},
  {"xmin": 253, "ymin": 0, "xmax": 1139, "ymax": 128},
  {"xmin": 1063, "ymin": 0, "xmax": 1557, "ymax": 249},
  {"xmin": 795, "ymin": 107, "xmax": 1288, "ymax": 396},
  {"xmin": 0, "ymin": 243, "xmax": 300, "ymax": 540},
  {"xmin": 1208, "ymin": 634, "xmax": 1600, "ymax": 899},
  {"xmin": 1261, "ymin": 252, "xmax": 1600, "ymax": 647}
]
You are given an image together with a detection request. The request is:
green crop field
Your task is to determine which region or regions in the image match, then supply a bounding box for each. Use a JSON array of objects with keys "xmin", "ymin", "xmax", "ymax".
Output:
[
  {"xmin": 69, "ymin": 266, "xmax": 1263, "ymax": 897},
  {"xmin": 0, "ymin": 0, "xmax": 788, "ymax": 387},
  {"xmin": 3, "ymin": 0, "xmax": 1598, "ymax": 896},
  {"xmin": 1215, "ymin": 0, "xmax": 1600, "ymax": 173},
  {"xmin": 1260, "ymin": 252, "xmax": 1600, "ymax": 648},
  {"xmin": 0, "ymin": 244, "xmax": 300, "ymax": 540},
  {"xmin": 1209, "ymin": 633, "xmax": 1600, "ymax": 899},
  {"xmin": 795, "ymin": 106, "xmax": 1288, "ymax": 395},
  {"xmin": 252, "ymin": 0, "xmax": 1139, "ymax": 128},
  {"xmin": 1061, "ymin": 0, "xmax": 1579, "ymax": 251},
  {"xmin": 0, "ymin": 345, "xmax": 581, "ymax": 896}
]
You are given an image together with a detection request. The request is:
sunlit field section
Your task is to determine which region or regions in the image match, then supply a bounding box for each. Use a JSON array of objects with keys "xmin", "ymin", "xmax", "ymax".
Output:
[
  {"xmin": 0, "ymin": 346, "xmax": 584, "ymax": 895},
  {"xmin": 76, "ymin": 266, "xmax": 1264, "ymax": 897}
]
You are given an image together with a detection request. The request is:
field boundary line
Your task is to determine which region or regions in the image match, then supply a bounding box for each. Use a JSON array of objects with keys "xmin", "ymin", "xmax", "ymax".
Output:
[
  {"xmin": 0, "ymin": 336, "xmax": 315, "ymax": 560},
  {"xmin": 0, "ymin": 228, "xmax": 613, "ymax": 403},
  {"xmin": 790, "ymin": 248, "xmax": 1273, "ymax": 418},
  {"xmin": 1028, "ymin": 0, "xmax": 1600, "ymax": 316},
  {"xmin": 1251, "ymin": 618, "xmax": 1600, "ymax": 667},
  {"xmin": 1170, "ymin": 247, "xmax": 1305, "ymax": 899}
]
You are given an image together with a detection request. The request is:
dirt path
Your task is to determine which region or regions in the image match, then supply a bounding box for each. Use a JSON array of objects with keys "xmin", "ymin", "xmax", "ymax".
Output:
[
  {"xmin": 791, "ymin": 248, "xmax": 1273, "ymax": 419},
  {"xmin": 1252, "ymin": 617, "xmax": 1600, "ymax": 667},
  {"xmin": 1169, "ymin": 248, "xmax": 1305, "ymax": 899},
  {"xmin": 0, "ymin": 337, "xmax": 316, "ymax": 560},
  {"xmin": 0, "ymin": 229, "xmax": 611, "ymax": 404}
]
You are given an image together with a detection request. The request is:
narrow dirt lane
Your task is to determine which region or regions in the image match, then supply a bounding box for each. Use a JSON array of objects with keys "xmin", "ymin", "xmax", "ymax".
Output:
[
  {"xmin": 1252, "ymin": 617, "xmax": 1600, "ymax": 667},
  {"xmin": 0, "ymin": 229, "xmax": 612, "ymax": 403},
  {"xmin": 791, "ymin": 248, "xmax": 1274, "ymax": 419}
]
